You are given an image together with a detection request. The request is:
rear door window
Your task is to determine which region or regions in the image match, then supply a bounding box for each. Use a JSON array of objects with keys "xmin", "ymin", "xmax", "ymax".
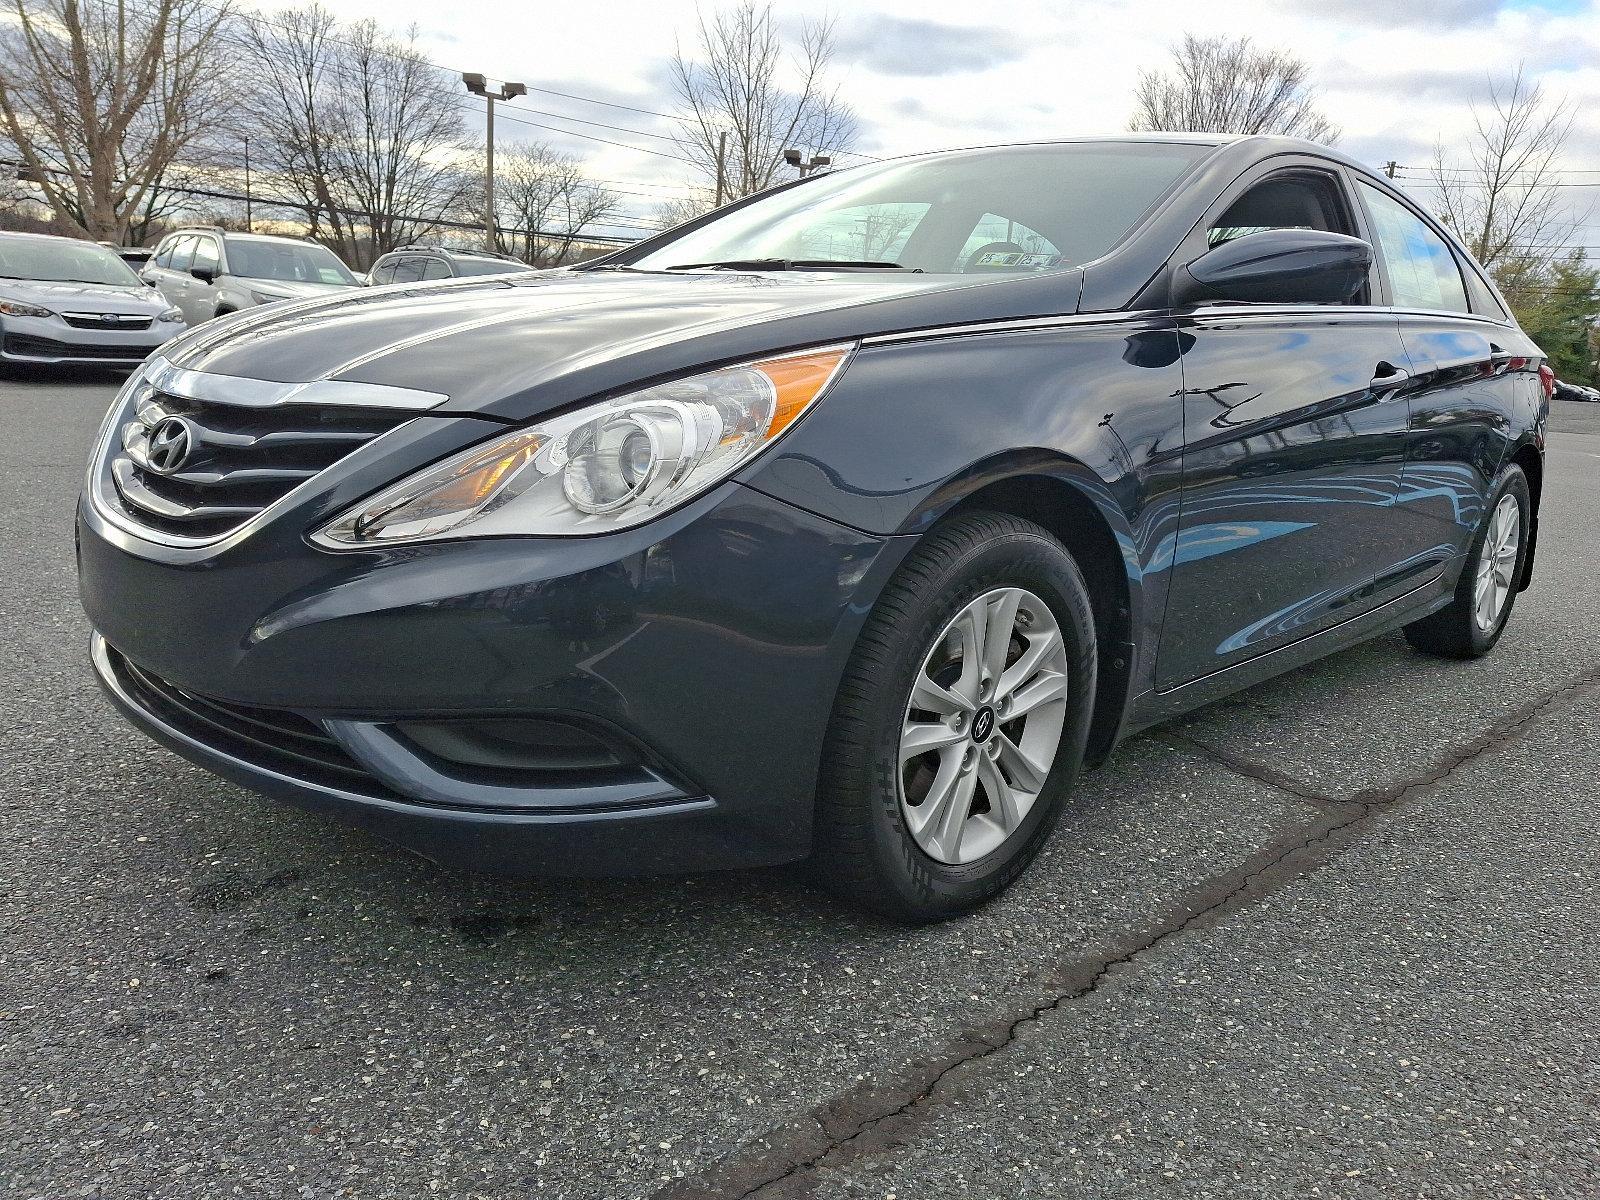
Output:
[
  {"xmin": 1358, "ymin": 182, "xmax": 1470, "ymax": 313},
  {"xmin": 390, "ymin": 257, "xmax": 426, "ymax": 284},
  {"xmin": 419, "ymin": 257, "xmax": 452, "ymax": 280}
]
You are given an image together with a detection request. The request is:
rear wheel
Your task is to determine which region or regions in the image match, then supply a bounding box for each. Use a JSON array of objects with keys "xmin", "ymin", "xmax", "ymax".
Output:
[
  {"xmin": 1404, "ymin": 464, "xmax": 1530, "ymax": 658},
  {"xmin": 814, "ymin": 512, "xmax": 1097, "ymax": 922}
]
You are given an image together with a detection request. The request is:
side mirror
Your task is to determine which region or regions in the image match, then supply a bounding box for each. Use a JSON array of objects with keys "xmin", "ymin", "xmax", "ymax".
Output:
[
  {"xmin": 1171, "ymin": 229, "xmax": 1372, "ymax": 307},
  {"xmin": 190, "ymin": 265, "xmax": 217, "ymax": 284}
]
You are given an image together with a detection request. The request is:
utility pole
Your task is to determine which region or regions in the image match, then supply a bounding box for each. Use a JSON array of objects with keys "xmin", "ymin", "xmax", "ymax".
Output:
[
  {"xmin": 714, "ymin": 131, "xmax": 728, "ymax": 208},
  {"xmin": 243, "ymin": 136, "xmax": 253, "ymax": 233},
  {"xmin": 1384, "ymin": 161, "xmax": 1397, "ymax": 179},
  {"xmin": 783, "ymin": 148, "xmax": 832, "ymax": 179},
  {"xmin": 463, "ymin": 72, "xmax": 527, "ymax": 251}
]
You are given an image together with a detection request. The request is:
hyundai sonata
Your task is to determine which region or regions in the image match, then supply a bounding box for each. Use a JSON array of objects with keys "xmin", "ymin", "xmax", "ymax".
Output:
[{"xmin": 78, "ymin": 136, "xmax": 1546, "ymax": 920}]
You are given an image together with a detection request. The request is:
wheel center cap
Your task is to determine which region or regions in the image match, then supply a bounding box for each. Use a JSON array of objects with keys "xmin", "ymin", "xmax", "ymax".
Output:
[{"xmin": 972, "ymin": 705, "xmax": 996, "ymax": 744}]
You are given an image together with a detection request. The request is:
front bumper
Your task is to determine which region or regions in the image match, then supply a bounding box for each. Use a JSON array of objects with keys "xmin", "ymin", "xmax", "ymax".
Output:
[
  {"xmin": 79, "ymin": 480, "xmax": 908, "ymax": 874},
  {"xmin": 1, "ymin": 313, "xmax": 181, "ymax": 365}
]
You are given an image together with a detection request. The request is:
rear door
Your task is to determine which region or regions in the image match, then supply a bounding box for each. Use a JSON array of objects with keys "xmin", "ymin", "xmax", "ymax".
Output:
[
  {"xmin": 185, "ymin": 234, "xmax": 223, "ymax": 322},
  {"xmin": 1354, "ymin": 179, "xmax": 1537, "ymax": 566},
  {"xmin": 157, "ymin": 235, "xmax": 198, "ymax": 319},
  {"xmin": 1157, "ymin": 161, "xmax": 1423, "ymax": 688},
  {"xmin": 142, "ymin": 235, "xmax": 187, "ymax": 308}
]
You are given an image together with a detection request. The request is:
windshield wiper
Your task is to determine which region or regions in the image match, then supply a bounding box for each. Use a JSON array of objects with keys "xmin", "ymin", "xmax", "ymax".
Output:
[{"xmin": 663, "ymin": 258, "xmax": 918, "ymax": 272}]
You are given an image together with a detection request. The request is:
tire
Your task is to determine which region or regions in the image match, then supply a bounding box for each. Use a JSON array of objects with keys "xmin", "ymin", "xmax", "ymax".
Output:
[
  {"xmin": 1404, "ymin": 464, "xmax": 1531, "ymax": 659},
  {"xmin": 814, "ymin": 512, "xmax": 1098, "ymax": 922}
]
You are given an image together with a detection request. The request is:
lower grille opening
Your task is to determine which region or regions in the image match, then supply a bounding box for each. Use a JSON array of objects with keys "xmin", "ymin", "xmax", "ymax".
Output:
[
  {"xmin": 4, "ymin": 333, "xmax": 151, "ymax": 361},
  {"xmin": 106, "ymin": 646, "xmax": 396, "ymax": 798},
  {"xmin": 391, "ymin": 717, "xmax": 647, "ymax": 788}
]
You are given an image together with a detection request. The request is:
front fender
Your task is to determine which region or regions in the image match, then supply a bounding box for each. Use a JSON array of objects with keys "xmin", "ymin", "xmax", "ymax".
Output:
[{"xmin": 737, "ymin": 317, "xmax": 1189, "ymax": 702}]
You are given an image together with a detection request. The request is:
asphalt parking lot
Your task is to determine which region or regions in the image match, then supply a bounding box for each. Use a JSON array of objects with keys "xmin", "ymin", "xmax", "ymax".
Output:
[{"xmin": 3, "ymin": 372, "xmax": 1598, "ymax": 1200}]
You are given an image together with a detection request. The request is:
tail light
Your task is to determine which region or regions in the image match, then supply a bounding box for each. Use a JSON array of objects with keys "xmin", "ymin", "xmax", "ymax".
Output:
[{"xmin": 1538, "ymin": 363, "xmax": 1555, "ymax": 400}]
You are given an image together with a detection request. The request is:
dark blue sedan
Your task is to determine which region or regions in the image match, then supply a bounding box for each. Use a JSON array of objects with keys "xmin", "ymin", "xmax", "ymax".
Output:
[{"xmin": 78, "ymin": 136, "xmax": 1547, "ymax": 920}]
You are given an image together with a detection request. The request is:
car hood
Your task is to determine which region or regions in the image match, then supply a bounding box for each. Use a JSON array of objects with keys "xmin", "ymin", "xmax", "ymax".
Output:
[
  {"xmin": 0, "ymin": 279, "xmax": 169, "ymax": 314},
  {"xmin": 159, "ymin": 267, "xmax": 1085, "ymax": 422}
]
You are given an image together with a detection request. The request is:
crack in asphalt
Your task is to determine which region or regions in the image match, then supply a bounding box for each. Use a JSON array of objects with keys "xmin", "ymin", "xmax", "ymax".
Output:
[
  {"xmin": 653, "ymin": 664, "xmax": 1600, "ymax": 1200},
  {"xmin": 1147, "ymin": 728, "xmax": 1337, "ymax": 804}
]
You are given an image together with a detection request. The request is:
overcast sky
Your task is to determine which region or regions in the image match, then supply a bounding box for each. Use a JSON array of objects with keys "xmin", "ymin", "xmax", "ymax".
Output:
[{"xmin": 279, "ymin": 0, "xmax": 1600, "ymax": 243}]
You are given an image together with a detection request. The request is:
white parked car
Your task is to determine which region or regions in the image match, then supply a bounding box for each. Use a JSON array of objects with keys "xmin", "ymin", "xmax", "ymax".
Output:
[
  {"xmin": 141, "ymin": 227, "xmax": 360, "ymax": 324},
  {"xmin": 0, "ymin": 232, "xmax": 186, "ymax": 367}
]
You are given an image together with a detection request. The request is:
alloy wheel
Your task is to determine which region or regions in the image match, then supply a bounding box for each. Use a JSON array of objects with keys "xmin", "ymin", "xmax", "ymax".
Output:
[
  {"xmin": 898, "ymin": 587, "xmax": 1070, "ymax": 865},
  {"xmin": 1473, "ymin": 493, "xmax": 1521, "ymax": 633}
]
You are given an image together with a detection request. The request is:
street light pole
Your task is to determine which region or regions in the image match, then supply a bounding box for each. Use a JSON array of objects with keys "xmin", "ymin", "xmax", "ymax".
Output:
[
  {"xmin": 783, "ymin": 148, "xmax": 832, "ymax": 179},
  {"xmin": 243, "ymin": 136, "xmax": 253, "ymax": 233},
  {"xmin": 463, "ymin": 72, "xmax": 527, "ymax": 252}
]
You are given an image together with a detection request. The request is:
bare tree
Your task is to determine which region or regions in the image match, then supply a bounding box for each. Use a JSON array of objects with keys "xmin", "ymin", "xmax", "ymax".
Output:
[
  {"xmin": 652, "ymin": 190, "xmax": 717, "ymax": 230},
  {"xmin": 1429, "ymin": 68, "xmax": 1581, "ymax": 289},
  {"xmin": 491, "ymin": 143, "xmax": 621, "ymax": 266},
  {"xmin": 0, "ymin": 0, "xmax": 235, "ymax": 241},
  {"xmin": 241, "ymin": 5, "xmax": 469, "ymax": 265},
  {"xmin": 670, "ymin": 1, "xmax": 857, "ymax": 201},
  {"xmin": 1129, "ymin": 34, "xmax": 1339, "ymax": 143}
]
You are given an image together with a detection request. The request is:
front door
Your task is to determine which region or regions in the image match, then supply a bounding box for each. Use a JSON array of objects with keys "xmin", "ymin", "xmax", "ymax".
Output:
[
  {"xmin": 1155, "ymin": 166, "xmax": 1427, "ymax": 689},
  {"xmin": 1157, "ymin": 307, "xmax": 1418, "ymax": 686}
]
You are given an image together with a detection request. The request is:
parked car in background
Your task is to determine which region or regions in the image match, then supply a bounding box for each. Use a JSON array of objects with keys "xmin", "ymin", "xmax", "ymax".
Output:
[
  {"xmin": 102, "ymin": 243, "xmax": 154, "ymax": 272},
  {"xmin": 80, "ymin": 136, "xmax": 1548, "ymax": 921},
  {"xmin": 0, "ymin": 231, "xmax": 185, "ymax": 367},
  {"xmin": 1552, "ymin": 378, "xmax": 1600, "ymax": 403},
  {"xmin": 366, "ymin": 245, "xmax": 536, "ymax": 284},
  {"xmin": 141, "ymin": 228, "xmax": 359, "ymax": 324}
]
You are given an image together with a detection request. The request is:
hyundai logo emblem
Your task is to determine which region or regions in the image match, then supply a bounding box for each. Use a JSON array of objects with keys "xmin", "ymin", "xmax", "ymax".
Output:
[
  {"xmin": 972, "ymin": 705, "xmax": 996, "ymax": 744},
  {"xmin": 144, "ymin": 416, "xmax": 194, "ymax": 474}
]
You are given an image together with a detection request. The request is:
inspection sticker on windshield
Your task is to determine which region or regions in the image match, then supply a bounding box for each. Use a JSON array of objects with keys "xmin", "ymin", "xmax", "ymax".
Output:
[{"xmin": 974, "ymin": 251, "xmax": 1061, "ymax": 269}]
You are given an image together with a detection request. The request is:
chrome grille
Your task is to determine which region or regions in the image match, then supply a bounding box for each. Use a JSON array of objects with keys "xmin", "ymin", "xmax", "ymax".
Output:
[
  {"xmin": 108, "ymin": 386, "xmax": 416, "ymax": 539},
  {"xmin": 61, "ymin": 312, "xmax": 154, "ymax": 331}
]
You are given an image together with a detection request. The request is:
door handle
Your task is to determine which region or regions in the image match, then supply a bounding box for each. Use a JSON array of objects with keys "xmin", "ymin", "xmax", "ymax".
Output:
[
  {"xmin": 1370, "ymin": 361, "xmax": 1410, "ymax": 391},
  {"xmin": 1489, "ymin": 343, "xmax": 1513, "ymax": 363}
]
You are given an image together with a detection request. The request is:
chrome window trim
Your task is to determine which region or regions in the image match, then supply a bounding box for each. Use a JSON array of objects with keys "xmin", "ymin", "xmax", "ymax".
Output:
[{"xmin": 861, "ymin": 302, "xmax": 1524, "ymax": 349}]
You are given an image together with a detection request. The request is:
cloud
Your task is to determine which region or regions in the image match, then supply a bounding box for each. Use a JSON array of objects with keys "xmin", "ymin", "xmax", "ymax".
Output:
[
  {"xmin": 1276, "ymin": 0, "xmax": 1503, "ymax": 25},
  {"xmin": 1321, "ymin": 63, "xmax": 1494, "ymax": 103},
  {"xmin": 834, "ymin": 16, "xmax": 1028, "ymax": 77}
]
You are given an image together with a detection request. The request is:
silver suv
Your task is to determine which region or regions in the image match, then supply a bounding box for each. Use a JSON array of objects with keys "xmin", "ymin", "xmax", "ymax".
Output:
[
  {"xmin": 366, "ymin": 245, "xmax": 535, "ymax": 284},
  {"xmin": 142, "ymin": 228, "xmax": 360, "ymax": 324}
]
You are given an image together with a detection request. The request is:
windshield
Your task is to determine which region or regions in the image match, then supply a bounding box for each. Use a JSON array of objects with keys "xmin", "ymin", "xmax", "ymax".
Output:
[
  {"xmin": 0, "ymin": 237, "xmax": 142, "ymax": 286},
  {"xmin": 227, "ymin": 238, "xmax": 358, "ymax": 285},
  {"xmin": 629, "ymin": 142, "xmax": 1212, "ymax": 275}
]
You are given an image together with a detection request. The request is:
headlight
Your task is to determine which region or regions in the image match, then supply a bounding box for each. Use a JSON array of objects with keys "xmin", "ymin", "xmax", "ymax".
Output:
[
  {"xmin": 0, "ymin": 298, "xmax": 54, "ymax": 319},
  {"xmin": 250, "ymin": 289, "xmax": 292, "ymax": 305},
  {"xmin": 311, "ymin": 344, "xmax": 854, "ymax": 547},
  {"xmin": 157, "ymin": 307, "xmax": 184, "ymax": 323}
]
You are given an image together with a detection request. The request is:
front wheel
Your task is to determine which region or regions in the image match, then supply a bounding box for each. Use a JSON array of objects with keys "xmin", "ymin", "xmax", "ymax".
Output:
[
  {"xmin": 1404, "ymin": 464, "xmax": 1531, "ymax": 658},
  {"xmin": 814, "ymin": 513, "xmax": 1097, "ymax": 922}
]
